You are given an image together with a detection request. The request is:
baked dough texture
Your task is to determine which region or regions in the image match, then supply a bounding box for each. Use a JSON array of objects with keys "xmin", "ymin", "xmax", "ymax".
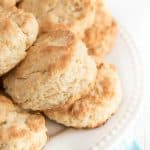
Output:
[
  {"xmin": 0, "ymin": 93, "xmax": 47, "ymax": 150},
  {"xmin": 0, "ymin": 0, "xmax": 16, "ymax": 8},
  {"xmin": 19, "ymin": 0, "xmax": 96, "ymax": 37},
  {"xmin": 83, "ymin": 0, "xmax": 117, "ymax": 57},
  {"xmin": 0, "ymin": 0, "xmax": 21, "ymax": 8},
  {"xmin": 44, "ymin": 62, "xmax": 122, "ymax": 128},
  {"xmin": 0, "ymin": 6, "xmax": 39, "ymax": 76},
  {"xmin": 3, "ymin": 29, "xmax": 97, "ymax": 110}
]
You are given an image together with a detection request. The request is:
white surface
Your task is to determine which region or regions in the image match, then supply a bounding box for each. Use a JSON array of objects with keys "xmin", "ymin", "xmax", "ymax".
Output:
[
  {"xmin": 44, "ymin": 27, "xmax": 142, "ymax": 150},
  {"xmin": 105, "ymin": 0, "xmax": 150, "ymax": 149}
]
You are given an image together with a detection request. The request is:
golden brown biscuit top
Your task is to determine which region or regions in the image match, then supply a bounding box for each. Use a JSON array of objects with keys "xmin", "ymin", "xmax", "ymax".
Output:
[
  {"xmin": 48, "ymin": 62, "xmax": 118, "ymax": 117},
  {"xmin": 0, "ymin": 6, "xmax": 38, "ymax": 48},
  {"xmin": 10, "ymin": 29, "xmax": 78, "ymax": 78},
  {"xmin": 0, "ymin": 17, "xmax": 26, "ymax": 53},
  {"xmin": 83, "ymin": 0, "xmax": 116, "ymax": 50},
  {"xmin": 88, "ymin": 63, "xmax": 116, "ymax": 99},
  {"xmin": 0, "ymin": 94, "xmax": 45, "ymax": 141},
  {"xmin": 19, "ymin": 0, "xmax": 96, "ymax": 27}
]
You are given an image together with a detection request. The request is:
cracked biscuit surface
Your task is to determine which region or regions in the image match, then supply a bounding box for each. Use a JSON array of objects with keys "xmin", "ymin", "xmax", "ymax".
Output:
[
  {"xmin": 83, "ymin": 0, "xmax": 117, "ymax": 57},
  {"xmin": 3, "ymin": 29, "xmax": 97, "ymax": 110},
  {"xmin": 0, "ymin": 93, "xmax": 47, "ymax": 150},
  {"xmin": 0, "ymin": 6, "xmax": 38, "ymax": 76},
  {"xmin": 44, "ymin": 62, "xmax": 122, "ymax": 128},
  {"xmin": 19, "ymin": 0, "xmax": 96, "ymax": 37}
]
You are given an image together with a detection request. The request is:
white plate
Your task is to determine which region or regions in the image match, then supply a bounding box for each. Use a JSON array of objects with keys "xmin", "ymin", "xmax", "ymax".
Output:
[{"xmin": 44, "ymin": 26, "xmax": 143, "ymax": 150}]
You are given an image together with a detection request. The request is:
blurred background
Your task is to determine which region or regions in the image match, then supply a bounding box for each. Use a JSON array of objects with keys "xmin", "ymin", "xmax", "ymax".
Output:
[{"xmin": 106, "ymin": 0, "xmax": 149, "ymax": 149}]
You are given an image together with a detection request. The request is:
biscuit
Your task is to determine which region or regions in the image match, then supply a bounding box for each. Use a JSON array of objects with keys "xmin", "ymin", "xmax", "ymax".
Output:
[
  {"xmin": 83, "ymin": 0, "xmax": 117, "ymax": 57},
  {"xmin": 44, "ymin": 62, "xmax": 122, "ymax": 128},
  {"xmin": 0, "ymin": 7, "xmax": 38, "ymax": 76},
  {"xmin": 0, "ymin": 93, "xmax": 47, "ymax": 150},
  {"xmin": 19, "ymin": 0, "xmax": 96, "ymax": 37},
  {"xmin": 0, "ymin": 0, "xmax": 21, "ymax": 8},
  {"xmin": 3, "ymin": 29, "xmax": 97, "ymax": 110}
]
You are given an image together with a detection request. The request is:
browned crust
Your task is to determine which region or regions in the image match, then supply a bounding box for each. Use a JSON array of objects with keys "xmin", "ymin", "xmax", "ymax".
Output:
[
  {"xmin": 0, "ymin": 94, "xmax": 14, "ymax": 108},
  {"xmin": 0, "ymin": 94, "xmax": 46, "ymax": 141},
  {"xmin": 0, "ymin": 126, "xmax": 28, "ymax": 140},
  {"xmin": 44, "ymin": 62, "xmax": 113, "ymax": 113},
  {"xmin": 27, "ymin": 114, "xmax": 45, "ymax": 132},
  {"xmin": 83, "ymin": 0, "xmax": 118, "ymax": 57},
  {"xmin": 45, "ymin": 110, "xmax": 117, "ymax": 129},
  {"xmin": 44, "ymin": 61, "xmax": 121, "ymax": 128},
  {"xmin": 44, "ymin": 73, "xmax": 96, "ymax": 111},
  {"xmin": 14, "ymin": 29, "xmax": 77, "ymax": 78},
  {"xmin": 19, "ymin": 0, "xmax": 96, "ymax": 36},
  {"xmin": 89, "ymin": 20, "xmax": 117, "ymax": 56}
]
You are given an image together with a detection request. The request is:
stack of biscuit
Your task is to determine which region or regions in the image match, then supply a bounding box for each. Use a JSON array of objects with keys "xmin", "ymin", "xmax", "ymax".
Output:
[{"xmin": 0, "ymin": 0, "xmax": 122, "ymax": 149}]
